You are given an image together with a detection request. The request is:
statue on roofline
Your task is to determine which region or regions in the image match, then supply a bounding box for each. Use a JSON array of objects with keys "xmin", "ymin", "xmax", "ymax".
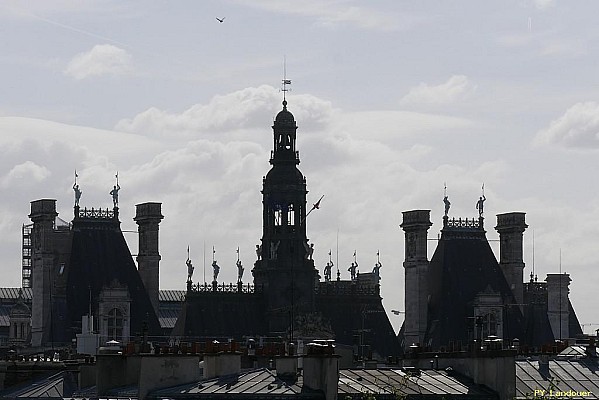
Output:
[{"xmin": 212, "ymin": 260, "xmax": 220, "ymax": 282}]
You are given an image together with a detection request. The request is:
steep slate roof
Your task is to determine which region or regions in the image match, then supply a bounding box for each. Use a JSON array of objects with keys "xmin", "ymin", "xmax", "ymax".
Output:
[
  {"xmin": 316, "ymin": 282, "xmax": 401, "ymax": 358},
  {"xmin": 0, "ymin": 305, "xmax": 11, "ymax": 328},
  {"xmin": 65, "ymin": 218, "xmax": 161, "ymax": 340},
  {"xmin": 515, "ymin": 358, "xmax": 599, "ymax": 399},
  {"xmin": 522, "ymin": 282, "xmax": 583, "ymax": 347},
  {"xmin": 0, "ymin": 371, "xmax": 78, "ymax": 399},
  {"xmin": 149, "ymin": 367, "xmax": 498, "ymax": 399},
  {"xmin": 0, "ymin": 288, "xmax": 32, "ymax": 301},
  {"xmin": 172, "ymin": 290, "xmax": 267, "ymax": 338},
  {"xmin": 339, "ymin": 368, "xmax": 499, "ymax": 399},
  {"xmin": 173, "ymin": 282, "xmax": 399, "ymax": 356},
  {"xmin": 569, "ymin": 301, "xmax": 584, "ymax": 337},
  {"xmin": 425, "ymin": 225, "xmax": 524, "ymax": 348},
  {"xmin": 148, "ymin": 368, "xmax": 317, "ymax": 399},
  {"xmin": 159, "ymin": 289, "xmax": 185, "ymax": 302}
]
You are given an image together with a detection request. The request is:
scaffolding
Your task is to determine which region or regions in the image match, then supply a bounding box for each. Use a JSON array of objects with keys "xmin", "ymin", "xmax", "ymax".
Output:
[{"xmin": 22, "ymin": 223, "xmax": 32, "ymax": 288}]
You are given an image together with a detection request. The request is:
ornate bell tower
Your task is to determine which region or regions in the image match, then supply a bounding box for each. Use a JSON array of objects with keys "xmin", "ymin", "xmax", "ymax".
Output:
[{"xmin": 253, "ymin": 99, "xmax": 318, "ymax": 336}]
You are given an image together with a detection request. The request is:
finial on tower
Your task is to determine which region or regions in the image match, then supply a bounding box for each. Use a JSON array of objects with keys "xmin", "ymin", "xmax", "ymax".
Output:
[{"xmin": 281, "ymin": 56, "xmax": 291, "ymax": 106}]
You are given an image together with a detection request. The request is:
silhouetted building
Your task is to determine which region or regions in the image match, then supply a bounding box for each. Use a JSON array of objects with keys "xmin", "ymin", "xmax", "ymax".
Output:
[
  {"xmin": 173, "ymin": 99, "xmax": 400, "ymax": 358},
  {"xmin": 399, "ymin": 210, "xmax": 583, "ymax": 352},
  {"xmin": 26, "ymin": 200, "xmax": 162, "ymax": 350}
]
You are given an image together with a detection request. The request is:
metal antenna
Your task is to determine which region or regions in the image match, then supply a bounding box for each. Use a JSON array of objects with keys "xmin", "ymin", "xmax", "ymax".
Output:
[
  {"xmin": 532, "ymin": 230, "xmax": 535, "ymax": 279},
  {"xmin": 336, "ymin": 228, "xmax": 339, "ymax": 279}
]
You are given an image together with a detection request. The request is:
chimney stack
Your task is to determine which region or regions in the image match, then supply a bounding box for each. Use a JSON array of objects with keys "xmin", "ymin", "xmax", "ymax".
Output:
[
  {"xmin": 546, "ymin": 273, "xmax": 571, "ymax": 341},
  {"xmin": 29, "ymin": 199, "xmax": 59, "ymax": 347},
  {"xmin": 302, "ymin": 341, "xmax": 339, "ymax": 400},
  {"xmin": 134, "ymin": 202, "xmax": 163, "ymax": 314},
  {"xmin": 495, "ymin": 213, "xmax": 527, "ymax": 309},
  {"xmin": 400, "ymin": 210, "xmax": 432, "ymax": 350}
]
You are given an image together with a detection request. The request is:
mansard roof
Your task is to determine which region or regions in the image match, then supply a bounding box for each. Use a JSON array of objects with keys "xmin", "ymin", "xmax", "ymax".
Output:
[
  {"xmin": 65, "ymin": 216, "xmax": 161, "ymax": 339},
  {"xmin": 315, "ymin": 281, "xmax": 401, "ymax": 358},
  {"xmin": 425, "ymin": 220, "xmax": 524, "ymax": 348},
  {"xmin": 171, "ymin": 285, "xmax": 267, "ymax": 338}
]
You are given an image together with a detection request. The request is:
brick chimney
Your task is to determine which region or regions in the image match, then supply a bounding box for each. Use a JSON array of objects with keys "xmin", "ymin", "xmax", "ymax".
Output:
[{"xmin": 302, "ymin": 341, "xmax": 339, "ymax": 400}]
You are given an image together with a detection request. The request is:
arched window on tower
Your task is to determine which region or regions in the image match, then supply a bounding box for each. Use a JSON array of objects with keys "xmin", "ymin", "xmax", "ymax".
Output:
[
  {"xmin": 107, "ymin": 308, "xmax": 124, "ymax": 341},
  {"xmin": 274, "ymin": 207, "xmax": 282, "ymax": 226},
  {"xmin": 287, "ymin": 204, "xmax": 295, "ymax": 226}
]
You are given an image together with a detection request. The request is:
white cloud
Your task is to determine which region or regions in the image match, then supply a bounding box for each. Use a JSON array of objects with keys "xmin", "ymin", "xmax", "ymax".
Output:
[
  {"xmin": 64, "ymin": 44, "xmax": 133, "ymax": 80},
  {"xmin": 1, "ymin": 161, "xmax": 50, "ymax": 188},
  {"xmin": 535, "ymin": 102, "xmax": 599, "ymax": 149},
  {"xmin": 237, "ymin": 1, "xmax": 420, "ymax": 31},
  {"xmin": 540, "ymin": 39, "xmax": 587, "ymax": 57},
  {"xmin": 400, "ymin": 75, "xmax": 476, "ymax": 107},
  {"xmin": 498, "ymin": 35, "xmax": 586, "ymax": 57},
  {"xmin": 532, "ymin": 0, "xmax": 555, "ymax": 10},
  {"xmin": 115, "ymin": 85, "xmax": 333, "ymax": 140}
]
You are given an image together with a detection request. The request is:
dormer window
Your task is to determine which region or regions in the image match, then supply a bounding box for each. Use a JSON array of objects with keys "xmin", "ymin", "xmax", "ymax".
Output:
[{"xmin": 107, "ymin": 308, "xmax": 123, "ymax": 341}]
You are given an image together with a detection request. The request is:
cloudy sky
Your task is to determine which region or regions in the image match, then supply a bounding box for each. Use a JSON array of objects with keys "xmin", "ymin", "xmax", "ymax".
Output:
[{"xmin": 1, "ymin": 0, "xmax": 598, "ymax": 333}]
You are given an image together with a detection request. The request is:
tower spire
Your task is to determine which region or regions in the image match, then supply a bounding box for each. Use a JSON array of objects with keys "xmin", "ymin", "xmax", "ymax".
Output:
[{"xmin": 281, "ymin": 56, "xmax": 291, "ymax": 105}]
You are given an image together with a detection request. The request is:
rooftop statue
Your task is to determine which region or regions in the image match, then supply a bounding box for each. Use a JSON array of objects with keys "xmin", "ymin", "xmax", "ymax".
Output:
[
  {"xmin": 348, "ymin": 250, "xmax": 358, "ymax": 280},
  {"xmin": 476, "ymin": 195, "xmax": 486, "ymax": 217},
  {"xmin": 256, "ymin": 244, "xmax": 262, "ymax": 260},
  {"xmin": 348, "ymin": 261, "xmax": 358, "ymax": 281},
  {"xmin": 373, "ymin": 258, "xmax": 382, "ymax": 283},
  {"xmin": 110, "ymin": 172, "xmax": 120, "ymax": 208},
  {"xmin": 303, "ymin": 241, "xmax": 314, "ymax": 260},
  {"xmin": 110, "ymin": 184, "xmax": 120, "ymax": 208},
  {"xmin": 237, "ymin": 259, "xmax": 244, "ymax": 282},
  {"xmin": 324, "ymin": 261, "xmax": 333, "ymax": 282},
  {"xmin": 212, "ymin": 260, "xmax": 220, "ymax": 282},
  {"xmin": 186, "ymin": 258, "xmax": 194, "ymax": 281},
  {"xmin": 73, "ymin": 183, "xmax": 82, "ymax": 207},
  {"xmin": 443, "ymin": 195, "xmax": 450, "ymax": 217}
]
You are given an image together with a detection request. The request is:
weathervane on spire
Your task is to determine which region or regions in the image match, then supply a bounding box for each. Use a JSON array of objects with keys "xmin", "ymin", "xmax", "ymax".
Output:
[{"xmin": 281, "ymin": 56, "xmax": 291, "ymax": 103}]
